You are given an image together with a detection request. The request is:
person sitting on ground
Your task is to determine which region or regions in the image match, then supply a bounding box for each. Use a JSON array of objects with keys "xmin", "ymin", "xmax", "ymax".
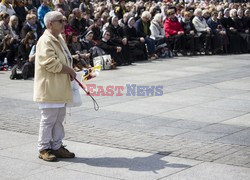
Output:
[
  {"xmin": 123, "ymin": 16, "xmax": 148, "ymax": 61},
  {"xmin": 98, "ymin": 30, "xmax": 124, "ymax": 66},
  {"xmin": 192, "ymin": 8, "xmax": 212, "ymax": 55},
  {"xmin": 13, "ymin": 0, "xmax": 27, "ymax": 31},
  {"xmin": 233, "ymin": 9, "xmax": 250, "ymax": 53},
  {"xmin": 10, "ymin": 31, "xmax": 36, "ymax": 80},
  {"xmin": 0, "ymin": 13, "xmax": 13, "ymax": 40},
  {"xmin": 164, "ymin": 9, "xmax": 186, "ymax": 56},
  {"xmin": 207, "ymin": 11, "xmax": 229, "ymax": 54},
  {"xmin": 69, "ymin": 8, "xmax": 87, "ymax": 35},
  {"xmin": 180, "ymin": 11, "xmax": 199, "ymax": 55},
  {"xmin": 9, "ymin": 15, "xmax": 20, "ymax": 40},
  {"xmin": 0, "ymin": 0, "xmax": 16, "ymax": 16},
  {"xmin": 135, "ymin": 11, "xmax": 158, "ymax": 60},
  {"xmin": 21, "ymin": 13, "xmax": 43, "ymax": 40},
  {"xmin": 221, "ymin": 8, "xmax": 242, "ymax": 54},
  {"xmin": 150, "ymin": 13, "xmax": 170, "ymax": 57},
  {"xmin": 68, "ymin": 33, "xmax": 91, "ymax": 69},
  {"xmin": 91, "ymin": 17, "xmax": 103, "ymax": 45},
  {"xmin": 0, "ymin": 34, "xmax": 17, "ymax": 69},
  {"xmin": 106, "ymin": 16, "xmax": 131, "ymax": 65}
]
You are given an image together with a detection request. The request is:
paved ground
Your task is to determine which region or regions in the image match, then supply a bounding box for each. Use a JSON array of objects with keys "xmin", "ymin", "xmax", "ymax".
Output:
[{"xmin": 0, "ymin": 54, "xmax": 250, "ymax": 179}]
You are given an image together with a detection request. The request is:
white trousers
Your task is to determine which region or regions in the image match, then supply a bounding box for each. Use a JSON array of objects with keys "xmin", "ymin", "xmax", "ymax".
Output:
[{"xmin": 38, "ymin": 107, "xmax": 66, "ymax": 151}]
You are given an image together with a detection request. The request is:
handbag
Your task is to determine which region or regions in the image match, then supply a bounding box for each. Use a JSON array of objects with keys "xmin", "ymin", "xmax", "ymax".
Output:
[
  {"xmin": 93, "ymin": 55, "xmax": 112, "ymax": 70},
  {"xmin": 67, "ymin": 72, "xmax": 82, "ymax": 107}
]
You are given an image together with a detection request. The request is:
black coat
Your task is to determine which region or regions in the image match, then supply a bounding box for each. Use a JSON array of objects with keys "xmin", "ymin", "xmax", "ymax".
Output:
[
  {"xmin": 106, "ymin": 24, "xmax": 124, "ymax": 45},
  {"xmin": 221, "ymin": 17, "xmax": 237, "ymax": 30},
  {"xmin": 135, "ymin": 18, "xmax": 151, "ymax": 37},
  {"xmin": 91, "ymin": 26, "xmax": 102, "ymax": 41},
  {"xmin": 18, "ymin": 42, "xmax": 32, "ymax": 61},
  {"xmin": 20, "ymin": 23, "xmax": 43, "ymax": 39},
  {"xmin": 180, "ymin": 19, "xmax": 197, "ymax": 34},
  {"xmin": 123, "ymin": 25, "xmax": 140, "ymax": 41},
  {"xmin": 69, "ymin": 18, "xmax": 87, "ymax": 35}
]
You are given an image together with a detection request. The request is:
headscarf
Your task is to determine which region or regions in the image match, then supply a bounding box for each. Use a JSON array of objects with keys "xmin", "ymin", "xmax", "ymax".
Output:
[{"xmin": 127, "ymin": 17, "xmax": 134, "ymax": 28}]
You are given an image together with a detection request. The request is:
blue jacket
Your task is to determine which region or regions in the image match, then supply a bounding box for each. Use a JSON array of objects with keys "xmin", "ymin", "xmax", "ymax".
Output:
[{"xmin": 37, "ymin": 4, "xmax": 50, "ymax": 28}]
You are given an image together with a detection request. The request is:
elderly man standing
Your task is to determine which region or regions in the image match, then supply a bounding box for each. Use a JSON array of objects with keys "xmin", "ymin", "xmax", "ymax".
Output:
[{"xmin": 34, "ymin": 11, "xmax": 76, "ymax": 162}]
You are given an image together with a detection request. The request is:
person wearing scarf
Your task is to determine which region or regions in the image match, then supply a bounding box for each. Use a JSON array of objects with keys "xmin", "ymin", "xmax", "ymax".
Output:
[
  {"xmin": 234, "ymin": 9, "xmax": 250, "ymax": 53},
  {"xmin": 221, "ymin": 8, "xmax": 242, "ymax": 54},
  {"xmin": 207, "ymin": 11, "xmax": 229, "ymax": 54},
  {"xmin": 192, "ymin": 8, "xmax": 212, "ymax": 55},
  {"xmin": 20, "ymin": 13, "xmax": 42, "ymax": 40},
  {"xmin": 106, "ymin": 16, "xmax": 131, "ymax": 65},
  {"xmin": 98, "ymin": 30, "xmax": 125, "ymax": 66},
  {"xmin": 123, "ymin": 16, "xmax": 148, "ymax": 61},
  {"xmin": 180, "ymin": 11, "xmax": 199, "ymax": 55},
  {"xmin": 0, "ymin": 0, "xmax": 16, "ymax": 16}
]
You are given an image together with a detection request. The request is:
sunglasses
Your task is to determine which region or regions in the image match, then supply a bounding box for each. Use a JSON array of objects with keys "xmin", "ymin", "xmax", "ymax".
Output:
[{"xmin": 53, "ymin": 19, "xmax": 66, "ymax": 23}]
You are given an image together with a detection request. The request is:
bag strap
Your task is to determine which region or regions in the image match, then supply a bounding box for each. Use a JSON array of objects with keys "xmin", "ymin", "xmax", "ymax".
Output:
[{"xmin": 101, "ymin": 56, "xmax": 105, "ymax": 69}]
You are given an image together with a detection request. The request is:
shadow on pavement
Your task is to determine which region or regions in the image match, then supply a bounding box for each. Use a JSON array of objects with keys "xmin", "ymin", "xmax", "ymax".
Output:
[{"xmin": 60, "ymin": 152, "xmax": 192, "ymax": 173}]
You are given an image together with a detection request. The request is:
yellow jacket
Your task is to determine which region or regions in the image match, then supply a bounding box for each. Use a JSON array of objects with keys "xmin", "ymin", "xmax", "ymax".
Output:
[{"xmin": 33, "ymin": 30, "xmax": 72, "ymax": 103}]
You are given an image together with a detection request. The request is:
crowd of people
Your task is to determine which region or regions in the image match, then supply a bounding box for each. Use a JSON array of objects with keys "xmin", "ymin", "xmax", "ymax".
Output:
[{"xmin": 0, "ymin": 0, "xmax": 249, "ymax": 79}]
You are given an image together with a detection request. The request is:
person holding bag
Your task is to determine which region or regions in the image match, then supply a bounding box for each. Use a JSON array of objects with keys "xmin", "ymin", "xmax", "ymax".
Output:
[{"xmin": 34, "ymin": 11, "xmax": 76, "ymax": 162}]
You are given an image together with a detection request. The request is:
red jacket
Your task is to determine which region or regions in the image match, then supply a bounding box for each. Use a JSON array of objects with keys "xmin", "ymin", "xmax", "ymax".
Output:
[{"xmin": 164, "ymin": 18, "xmax": 184, "ymax": 38}]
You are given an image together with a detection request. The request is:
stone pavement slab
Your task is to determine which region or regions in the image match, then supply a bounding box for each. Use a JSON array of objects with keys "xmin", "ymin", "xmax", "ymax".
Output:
[
  {"xmin": 161, "ymin": 162, "xmax": 250, "ymax": 180},
  {"xmin": 0, "ymin": 54, "xmax": 250, "ymax": 179},
  {"xmin": 0, "ymin": 130, "xmax": 201, "ymax": 180},
  {"xmin": 157, "ymin": 106, "xmax": 246, "ymax": 123},
  {"xmin": 221, "ymin": 113, "xmax": 250, "ymax": 127},
  {"xmin": 215, "ymin": 128, "xmax": 250, "ymax": 146}
]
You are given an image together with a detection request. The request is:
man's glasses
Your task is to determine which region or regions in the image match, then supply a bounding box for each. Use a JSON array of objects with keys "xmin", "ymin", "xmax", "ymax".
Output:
[{"xmin": 53, "ymin": 19, "xmax": 67, "ymax": 23}]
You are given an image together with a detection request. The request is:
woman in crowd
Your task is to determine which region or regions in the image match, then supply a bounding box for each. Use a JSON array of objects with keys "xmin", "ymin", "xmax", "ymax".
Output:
[
  {"xmin": 0, "ymin": 13, "xmax": 12, "ymax": 40},
  {"xmin": 123, "ymin": 16, "xmax": 148, "ymax": 61},
  {"xmin": 207, "ymin": 11, "xmax": 229, "ymax": 54},
  {"xmin": 91, "ymin": 17, "xmax": 103, "ymax": 44},
  {"xmin": 20, "ymin": 13, "xmax": 42, "ymax": 40},
  {"xmin": 106, "ymin": 16, "xmax": 131, "ymax": 65},
  {"xmin": 150, "ymin": 13, "xmax": 170, "ymax": 57},
  {"xmin": 221, "ymin": 8, "xmax": 242, "ymax": 54},
  {"xmin": 164, "ymin": 9, "xmax": 186, "ymax": 56},
  {"xmin": 68, "ymin": 32, "xmax": 91, "ymax": 69},
  {"xmin": 234, "ymin": 9, "xmax": 250, "ymax": 53},
  {"xmin": 13, "ymin": 0, "xmax": 27, "ymax": 31},
  {"xmin": 98, "ymin": 30, "xmax": 124, "ymax": 66},
  {"xmin": 0, "ymin": 0, "xmax": 15, "ymax": 16},
  {"xmin": 192, "ymin": 8, "xmax": 212, "ymax": 55},
  {"xmin": 0, "ymin": 34, "xmax": 16, "ymax": 68},
  {"xmin": 9, "ymin": 15, "xmax": 20, "ymax": 40},
  {"xmin": 180, "ymin": 11, "xmax": 198, "ymax": 55},
  {"xmin": 10, "ymin": 31, "xmax": 36, "ymax": 79}
]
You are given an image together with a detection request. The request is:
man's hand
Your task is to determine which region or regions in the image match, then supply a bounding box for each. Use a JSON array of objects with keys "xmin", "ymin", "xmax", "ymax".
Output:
[
  {"xmin": 140, "ymin": 37, "xmax": 145, "ymax": 43},
  {"xmin": 69, "ymin": 68, "xmax": 76, "ymax": 81},
  {"xmin": 122, "ymin": 38, "xmax": 127, "ymax": 45},
  {"xmin": 116, "ymin": 46, "xmax": 122, "ymax": 52},
  {"xmin": 61, "ymin": 65, "xmax": 76, "ymax": 81}
]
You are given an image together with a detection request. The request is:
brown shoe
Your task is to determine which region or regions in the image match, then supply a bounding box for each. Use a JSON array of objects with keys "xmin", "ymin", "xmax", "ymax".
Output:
[
  {"xmin": 52, "ymin": 145, "xmax": 75, "ymax": 158},
  {"xmin": 39, "ymin": 149, "xmax": 57, "ymax": 162}
]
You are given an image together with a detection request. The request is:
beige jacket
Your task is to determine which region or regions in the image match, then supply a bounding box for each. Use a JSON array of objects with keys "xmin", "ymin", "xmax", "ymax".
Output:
[{"xmin": 33, "ymin": 30, "xmax": 72, "ymax": 103}]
